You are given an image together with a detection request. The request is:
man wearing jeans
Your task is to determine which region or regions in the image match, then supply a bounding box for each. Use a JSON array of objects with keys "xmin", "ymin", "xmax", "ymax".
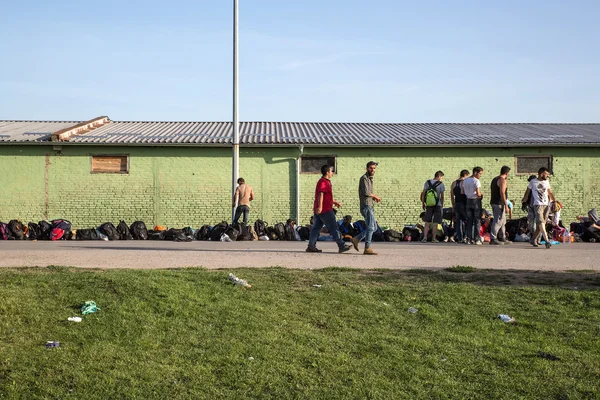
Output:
[
  {"xmin": 306, "ymin": 165, "xmax": 352, "ymax": 254},
  {"xmin": 351, "ymin": 161, "xmax": 381, "ymax": 255},
  {"xmin": 489, "ymin": 166, "xmax": 511, "ymax": 245},
  {"xmin": 462, "ymin": 166, "xmax": 484, "ymax": 245},
  {"xmin": 232, "ymin": 177, "xmax": 254, "ymax": 225}
]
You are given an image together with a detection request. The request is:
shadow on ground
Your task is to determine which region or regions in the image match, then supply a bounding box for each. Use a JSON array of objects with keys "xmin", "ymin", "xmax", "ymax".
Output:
[{"xmin": 354, "ymin": 268, "xmax": 600, "ymax": 290}]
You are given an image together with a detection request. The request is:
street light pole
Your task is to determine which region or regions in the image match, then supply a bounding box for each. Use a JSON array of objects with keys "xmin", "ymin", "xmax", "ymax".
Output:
[{"xmin": 232, "ymin": 0, "xmax": 240, "ymax": 222}]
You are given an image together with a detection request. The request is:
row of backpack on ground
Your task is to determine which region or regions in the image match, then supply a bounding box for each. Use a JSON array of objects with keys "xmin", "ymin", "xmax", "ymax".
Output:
[{"xmin": 0, "ymin": 218, "xmax": 404, "ymax": 243}]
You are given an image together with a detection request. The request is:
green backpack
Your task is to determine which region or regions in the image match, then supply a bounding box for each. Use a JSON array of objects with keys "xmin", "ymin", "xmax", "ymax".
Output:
[{"xmin": 425, "ymin": 180, "xmax": 442, "ymax": 207}]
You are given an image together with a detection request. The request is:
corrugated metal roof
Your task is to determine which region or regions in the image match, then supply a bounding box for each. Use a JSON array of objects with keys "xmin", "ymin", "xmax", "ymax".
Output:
[
  {"xmin": 0, "ymin": 120, "xmax": 82, "ymax": 142},
  {"xmin": 1, "ymin": 120, "xmax": 600, "ymax": 146}
]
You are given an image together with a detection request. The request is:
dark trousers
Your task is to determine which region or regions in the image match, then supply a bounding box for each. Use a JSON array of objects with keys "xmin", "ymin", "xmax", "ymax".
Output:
[
  {"xmin": 232, "ymin": 205, "xmax": 250, "ymax": 225},
  {"xmin": 466, "ymin": 198, "xmax": 482, "ymax": 242},
  {"xmin": 454, "ymin": 203, "xmax": 467, "ymax": 241},
  {"xmin": 308, "ymin": 210, "xmax": 345, "ymax": 249}
]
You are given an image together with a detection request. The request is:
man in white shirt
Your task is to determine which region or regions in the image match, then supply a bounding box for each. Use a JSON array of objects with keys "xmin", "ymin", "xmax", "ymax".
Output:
[
  {"xmin": 522, "ymin": 167, "xmax": 556, "ymax": 249},
  {"xmin": 461, "ymin": 167, "xmax": 484, "ymax": 245}
]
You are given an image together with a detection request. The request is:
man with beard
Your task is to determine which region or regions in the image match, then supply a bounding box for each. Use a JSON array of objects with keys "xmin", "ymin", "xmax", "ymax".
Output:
[
  {"xmin": 522, "ymin": 167, "xmax": 556, "ymax": 249},
  {"xmin": 351, "ymin": 161, "xmax": 381, "ymax": 255}
]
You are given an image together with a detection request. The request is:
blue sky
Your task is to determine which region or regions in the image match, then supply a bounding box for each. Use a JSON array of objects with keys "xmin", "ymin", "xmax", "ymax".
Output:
[{"xmin": 1, "ymin": 0, "xmax": 598, "ymax": 122}]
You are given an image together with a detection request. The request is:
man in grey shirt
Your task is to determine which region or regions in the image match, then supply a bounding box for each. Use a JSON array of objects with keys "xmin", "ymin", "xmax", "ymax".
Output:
[{"xmin": 351, "ymin": 161, "xmax": 381, "ymax": 255}]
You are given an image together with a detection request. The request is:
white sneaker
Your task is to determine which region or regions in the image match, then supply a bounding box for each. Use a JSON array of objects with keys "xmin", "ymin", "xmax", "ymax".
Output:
[{"xmin": 475, "ymin": 240, "xmax": 483, "ymax": 245}]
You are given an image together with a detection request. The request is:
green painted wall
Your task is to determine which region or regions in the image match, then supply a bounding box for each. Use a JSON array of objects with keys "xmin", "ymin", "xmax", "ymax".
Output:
[{"xmin": 0, "ymin": 145, "xmax": 598, "ymax": 229}]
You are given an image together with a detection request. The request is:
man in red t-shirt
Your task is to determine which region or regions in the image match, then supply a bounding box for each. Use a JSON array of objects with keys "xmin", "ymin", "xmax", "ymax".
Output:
[{"xmin": 306, "ymin": 165, "xmax": 352, "ymax": 253}]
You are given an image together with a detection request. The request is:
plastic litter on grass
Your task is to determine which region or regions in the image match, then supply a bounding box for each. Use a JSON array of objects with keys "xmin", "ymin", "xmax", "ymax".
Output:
[
  {"xmin": 228, "ymin": 273, "xmax": 251, "ymax": 288},
  {"xmin": 81, "ymin": 301, "xmax": 100, "ymax": 315}
]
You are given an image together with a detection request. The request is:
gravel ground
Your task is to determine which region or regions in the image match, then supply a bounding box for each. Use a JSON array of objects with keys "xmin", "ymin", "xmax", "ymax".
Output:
[{"xmin": 0, "ymin": 240, "xmax": 599, "ymax": 270}]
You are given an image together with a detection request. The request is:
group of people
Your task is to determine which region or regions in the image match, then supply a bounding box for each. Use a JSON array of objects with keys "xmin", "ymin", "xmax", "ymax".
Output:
[
  {"xmin": 421, "ymin": 166, "xmax": 556, "ymax": 248},
  {"xmin": 232, "ymin": 161, "xmax": 562, "ymax": 254}
]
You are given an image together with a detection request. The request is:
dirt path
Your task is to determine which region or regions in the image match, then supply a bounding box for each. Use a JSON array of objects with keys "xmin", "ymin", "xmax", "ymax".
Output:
[{"xmin": 0, "ymin": 241, "xmax": 599, "ymax": 270}]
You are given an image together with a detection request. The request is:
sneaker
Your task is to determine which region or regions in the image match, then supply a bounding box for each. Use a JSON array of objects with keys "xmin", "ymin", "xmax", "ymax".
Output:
[
  {"xmin": 432, "ymin": 239, "xmax": 440, "ymax": 243},
  {"xmin": 305, "ymin": 246, "xmax": 322, "ymax": 253},
  {"xmin": 338, "ymin": 244, "xmax": 352, "ymax": 254},
  {"xmin": 421, "ymin": 238, "xmax": 428, "ymax": 243},
  {"xmin": 489, "ymin": 239, "xmax": 502, "ymax": 245},
  {"xmin": 363, "ymin": 247, "xmax": 378, "ymax": 255},
  {"xmin": 475, "ymin": 240, "xmax": 483, "ymax": 246},
  {"xmin": 545, "ymin": 242, "xmax": 552, "ymax": 249},
  {"xmin": 529, "ymin": 240, "xmax": 539, "ymax": 248},
  {"xmin": 500, "ymin": 240, "xmax": 512, "ymax": 244},
  {"xmin": 448, "ymin": 237, "xmax": 455, "ymax": 243},
  {"xmin": 351, "ymin": 237, "xmax": 360, "ymax": 252},
  {"xmin": 590, "ymin": 238, "xmax": 597, "ymax": 243}
]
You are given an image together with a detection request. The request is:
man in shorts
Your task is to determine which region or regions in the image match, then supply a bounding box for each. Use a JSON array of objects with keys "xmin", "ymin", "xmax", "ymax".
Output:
[
  {"xmin": 420, "ymin": 171, "xmax": 445, "ymax": 243},
  {"xmin": 522, "ymin": 167, "xmax": 556, "ymax": 249}
]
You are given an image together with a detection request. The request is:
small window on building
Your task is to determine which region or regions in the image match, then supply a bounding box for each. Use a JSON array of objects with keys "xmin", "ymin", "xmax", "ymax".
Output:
[
  {"xmin": 301, "ymin": 156, "xmax": 337, "ymax": 174},
  {"xmin": 91, "ymin": 155, "xmax": 129, "ymax": 174},
  {"xmin": 515, "ymin": 155, "xmax": 552, "ymax": 175}
]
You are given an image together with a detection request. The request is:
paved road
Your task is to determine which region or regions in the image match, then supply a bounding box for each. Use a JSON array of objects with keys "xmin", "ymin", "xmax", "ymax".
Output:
[{"xmin": 0, "ymin": 240, "xmax": 599, "ymax": 270}]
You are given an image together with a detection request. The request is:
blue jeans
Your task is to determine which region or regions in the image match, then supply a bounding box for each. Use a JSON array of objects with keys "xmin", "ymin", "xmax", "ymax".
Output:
[
  {"xmin": 232, "ymin": 205, "xmax": 249, "ymax": 225},
  {"xmin": 466, "ymin": 199, "xmax": 482, "ymax": 242},
  {"xmin": 454, "ymin": 203, "xmax": 467, "ymax": 242},
  {"xmin": 354, "ymin": 205, "xmax": 376, "ymax": 248},
  {"xmin": 308, "ymin": 210, "xmax": 346, "ymax": 249}
]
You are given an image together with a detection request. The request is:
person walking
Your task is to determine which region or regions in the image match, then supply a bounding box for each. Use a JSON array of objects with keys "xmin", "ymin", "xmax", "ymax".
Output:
[
  {"xmin": 489, "ymin": 166, "xmax": 511, "ymax": 245},
  {"xmin": 306, "ymin": 165, "xmax": 352, "ymax": 253},
  {"xmin": 462, "ymin": 167, "xmax": 484, "ymax": 245},
  {"xmin": 232, "ymin": 178, "xmax": 255, "ymax": 225},
  {"xmin": 351, "ymin": 161, "xmax": 381, "ymax": 255},
  {"xmin": 450, "ymin": 170, "xmax": 470, "ymax": 243},
  {"xmin": 420, "ymin": 171, "xmax": 445, "ymax": 243},
  {"xmin": 522, "ymin": 167, "xmax": 556, "ymax": 249}
]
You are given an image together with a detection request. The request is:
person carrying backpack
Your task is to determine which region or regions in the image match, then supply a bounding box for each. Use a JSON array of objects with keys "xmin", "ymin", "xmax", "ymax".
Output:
[
  {"xmin": 306, "ymin": 164, "xmax": 352, "ymax": 254},
  {"xmin": 232, "ymin": 178, "xmax": 255, "ymax": 225},
  {"xmin": 351, "ymin": 161, "xmax": 381, "ymax": 255},
  {"xmin": 420, "ymin": 171, "xmax": 445, "ymax": 243}
]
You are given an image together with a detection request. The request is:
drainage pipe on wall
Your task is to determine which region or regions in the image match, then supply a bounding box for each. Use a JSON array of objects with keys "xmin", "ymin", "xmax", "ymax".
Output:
[{"xmin": 296, "ymin": 145, "xmax": 304, "ymax": 223}]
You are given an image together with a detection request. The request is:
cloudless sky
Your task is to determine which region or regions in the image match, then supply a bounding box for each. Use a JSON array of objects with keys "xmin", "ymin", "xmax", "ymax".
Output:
[{"xmin": 1, "ymin": 0, "xmax": 599, "ymax": 122}]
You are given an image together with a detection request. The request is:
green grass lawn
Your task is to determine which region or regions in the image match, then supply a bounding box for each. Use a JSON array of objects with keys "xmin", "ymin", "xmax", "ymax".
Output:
[{"xmin": 1, "ymin": 267, "xmax": 599, "ymax": 400}]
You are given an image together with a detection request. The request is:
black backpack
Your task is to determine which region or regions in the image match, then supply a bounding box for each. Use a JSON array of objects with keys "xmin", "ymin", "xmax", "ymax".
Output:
[
  {"xmin": 195, "ymin": 225, "xmax": 211, "ymax": 241},
  {"xmin": 402, "ymin": 226, "xmax": 421, "ymax": 241},
  {"xmin": 210, "ymin": 221, "xmax": 229, "ymax": 241},
  {"xmin": 129, "ymin": 221, "xmax": 149, "ymax": 240},
  {"xmin": 148, "ymin": 230, "xmax": 165, "ymax": 240},
  {"xmin": 27, "ymin": 222, "xmax": 41, "ymax": 240},
  {"xmin": 284, "ymin": 219, "xmax": 297, "ymax": 241},
  {"xmin": 254, "ymin": 219, "xmax": 267, "ymax": 237},
  {"xmin": 116, "ymin": 220, "xmax": 134, "ymax": 240},
  {"xmin": 8, "ymin": 220, "xmax": 26, "ymax": 240},
  {"xmin": 38, "ymin": 220, "xmax": 52, "ymax": 240},
  {"xmin": 297, "ymin": 225, "xmax": 311, "ymax": 241},
  {"xmin": 182, "ymin": 227, "xmax": 194, "ymax": 239},
  {"xmin": 163, "ymin": 228, "xmax": 192, "ymax": 242},
  {"xmin": 383, "ymin": 229, "xmax": 403, "ymax": 242},
  {"xmin": 223, "ymin": 225, "xmax": 240, "ymax": 241},
  {"xmin": 265, "ymin": 226, "xmax": 279, "ymax": 241},
  {"xmin": 273, "ymin": 222, "xmax": 286, "ymax": 240},
  {"xmin": 98, "ymin": 222, "xmax": 120, "ymax": 241},
  {"xmin": 76, "ymin": 228, "xmax": 99, "ymax": 240},
  {"xmin": 234, "ymin": 223, "xmax": 253, "ymax": 241}
]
